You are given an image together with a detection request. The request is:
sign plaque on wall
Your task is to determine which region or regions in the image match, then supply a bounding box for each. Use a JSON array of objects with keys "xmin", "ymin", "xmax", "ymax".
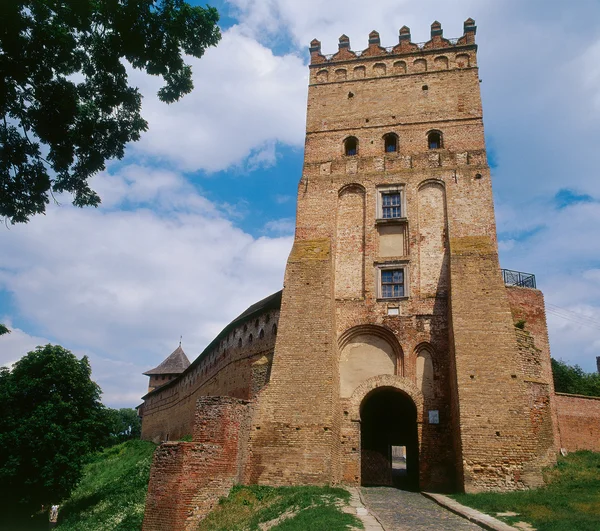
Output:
[{"xmin": 428, "ymin": 410, "xmax": 440, "ymax": 424}]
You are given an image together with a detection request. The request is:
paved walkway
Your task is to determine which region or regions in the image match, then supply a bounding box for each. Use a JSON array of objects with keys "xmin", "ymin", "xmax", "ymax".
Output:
[{"xmin": 361, "ymin": 487, "xmax": 483, "ymax": 531}]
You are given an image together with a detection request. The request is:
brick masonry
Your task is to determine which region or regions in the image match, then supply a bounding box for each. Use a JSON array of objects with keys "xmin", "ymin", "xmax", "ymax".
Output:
[
  {"xmin": 140, "ymin": 19, "xmax": 600, "ymax": 528},
  {"xmin": 555, "ymin": 393, "xmax": 600, "ymax": 452},
  {"xmin": 142, "ymin": 397, "xmax": 250, "ymax": 531},
  {"xmin": 139, "ymin": 302, "xmax": 279, "ymax": 443}
]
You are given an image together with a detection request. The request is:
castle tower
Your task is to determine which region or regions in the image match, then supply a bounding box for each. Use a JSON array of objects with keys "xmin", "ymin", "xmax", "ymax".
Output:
[
  {"xmin": 246, "ymin": 19, "xmax": 555, "ymax": 492},
  {"xmin": 143, "ymin": 344, "xmax": 190, "ymax": 393}
]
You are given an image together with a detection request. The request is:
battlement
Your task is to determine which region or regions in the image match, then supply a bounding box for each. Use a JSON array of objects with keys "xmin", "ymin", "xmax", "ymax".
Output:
[{"xmin": 310, "ymin": 19, "xmax": 476, "ymax": 65}]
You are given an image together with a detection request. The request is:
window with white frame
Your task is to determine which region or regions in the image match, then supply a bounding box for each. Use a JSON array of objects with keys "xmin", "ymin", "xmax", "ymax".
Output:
[
  {"xmin": 377, "ymin": 186, "xmax": 405, "ymax": 220},
  {"xmin": 378, "ymin": 265, "xmax": 408, "ymax": 299}
]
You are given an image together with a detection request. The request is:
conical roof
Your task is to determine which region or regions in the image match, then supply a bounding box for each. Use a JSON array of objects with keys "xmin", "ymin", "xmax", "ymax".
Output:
[{"xmin": 143, "ymin": 345, "xmax": 191, "ymax": 375}]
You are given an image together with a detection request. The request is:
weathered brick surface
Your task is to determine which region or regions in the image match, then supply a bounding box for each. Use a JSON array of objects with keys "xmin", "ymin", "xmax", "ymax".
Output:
[
  {"xmin": 142, "ymin": 397, "xmax": 250, "ymax": 531},
  {"xmin": 244, "ymin": 238, "xmax": 339, "ymax": 485},
  {"xmin": 555, "ymin": 393, "xmax": 600, "ymax": 452},
  {"xmin": 140, "ymin": 307, "xmax": 279, "ymax": 442},
  {"xmin": 507, "ymin": 287, "xmax": 560, "ymax": 453}
]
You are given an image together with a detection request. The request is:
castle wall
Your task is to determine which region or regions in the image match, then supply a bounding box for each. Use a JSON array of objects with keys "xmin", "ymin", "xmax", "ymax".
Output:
[
  {"xmin": 140, "ymin": 308, "xmax": 279, "ymax": 442},
  {"xmin": 142, "ymin": 397, "xmax": 251, "ymax": 531},
  {"xmin": 506, "ymin": 286, "xmax": 560, "ymax": 453},
  {"xmin": 555, "ymin": 393, "xmax": 600, "ymax": 452}
]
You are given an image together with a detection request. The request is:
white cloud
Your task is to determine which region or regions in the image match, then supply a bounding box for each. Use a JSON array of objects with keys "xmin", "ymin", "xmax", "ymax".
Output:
[
  {"xmin": 0, "ymin": 321, "xmax": 50, "ymax": 368},
  {"xmin": 229, "ymin": 0, "xmax": 480, "ymax": 51},
  {"xmin": 498, "ymin": 199, "xmax": 600, "ymax": 372},
  {"xmin": 128, "ymin": 26, "xmax": 307, "ymax": 172},
  {"xmin": 0, "ymin": 166, "xmax": 292, "ymax": 407},
  {"xmin": 263, "ymin": 217, "xmax": 295, "ymax": 235}
]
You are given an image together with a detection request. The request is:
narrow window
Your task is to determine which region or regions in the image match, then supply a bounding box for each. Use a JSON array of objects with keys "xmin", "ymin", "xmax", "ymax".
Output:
[
  {"xmin": 259, "ymin": 329, "xmax": 265, "ymax": 339},
  {"xmin": 383, "ymin": 133, "xmax": 398, "ymax": 153},
  {"xmin": 344, "ymin": 136, "xmax": 358, "ymax": 156},
  {"xmin": 249, "ymin": 333, "xmax": 253, "ymax": 344},
  {"xmin": 428, "ymin": 131, "xmax": 442, "ymax": 149},
  {"xmin": 382, "ymin": 192, "xmax": 402, "ymax": 218},
  {"xmin": 381, "ymin": 269, "xmax": 405, "ymax": 298}
]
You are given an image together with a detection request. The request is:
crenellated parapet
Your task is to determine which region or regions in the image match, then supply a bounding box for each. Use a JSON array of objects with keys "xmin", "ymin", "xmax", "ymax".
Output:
[{"xmin": 310, "ymin": 19, "xmax": 477, "ymax": 80}]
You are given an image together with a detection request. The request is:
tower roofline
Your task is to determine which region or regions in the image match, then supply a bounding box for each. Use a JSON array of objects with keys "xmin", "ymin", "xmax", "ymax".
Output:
[{"xmin": 310, "ymin": 19, "xmax": 477, "ymax": 65}]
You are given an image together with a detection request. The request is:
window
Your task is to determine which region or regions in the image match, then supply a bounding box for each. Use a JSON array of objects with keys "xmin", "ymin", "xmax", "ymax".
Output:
[
  {"xmin": 382, "ymin": 192, "xmax": 401, "ymax": 218},
  {"xmin": 383, "ymin": 133, "xmax": 398, "ymax": 153},
  {"xmin": 427, "ymin": 130, "xmax": 442, "ymax": 149},
  {"xmin": 377, "ymin": 186, "xmax": 405, "ymax": 220},
  {"xmin": 344, "ymin": 136, "xmax": 358, "ymax": 156},
  {"xmin": 380, "ymin": 268, "xmax": 406, "ymax": 298}
]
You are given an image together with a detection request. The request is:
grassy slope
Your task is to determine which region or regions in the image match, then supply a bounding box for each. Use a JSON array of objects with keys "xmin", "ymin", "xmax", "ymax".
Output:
[
  {"xmin": 452, "ymin": 451, "xmax": 600, "ymax": 531},
  {"xmin": 56, "ymin": 440, "xmax": 156, "ymax": 531},
  {"xmin": 197, "ymin": 485, "xmax": 363, "ymax": 531}
]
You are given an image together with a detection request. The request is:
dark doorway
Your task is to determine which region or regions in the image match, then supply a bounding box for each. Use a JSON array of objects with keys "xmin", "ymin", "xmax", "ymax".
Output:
[{"xmin": 360, "ymin": 387, "xmax": 418, "ymax": 490}]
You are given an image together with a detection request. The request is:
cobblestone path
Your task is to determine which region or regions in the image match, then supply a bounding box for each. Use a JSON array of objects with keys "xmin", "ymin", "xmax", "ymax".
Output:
[{"xmin": 361, "ymin": 487, "xmax": 482, "ymax": 530}]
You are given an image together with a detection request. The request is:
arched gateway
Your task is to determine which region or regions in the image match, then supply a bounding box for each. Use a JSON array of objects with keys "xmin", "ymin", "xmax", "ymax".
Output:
[
  {"xmin": 347, "ymin": 375, "xmax": 424, "ymax": 489},
  {"xmin": 361, "ymin": 387, "xmax": 418, "ymax": 489}
]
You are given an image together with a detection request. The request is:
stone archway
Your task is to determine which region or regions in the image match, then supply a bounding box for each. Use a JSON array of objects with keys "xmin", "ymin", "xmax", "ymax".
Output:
[
  {"xmin": 347, "ymin": 375, "xmax": 424, "ymax": 490},
  {"xmin": 338, "ymin": 325, "xmax": 404, "ymax": 399}
]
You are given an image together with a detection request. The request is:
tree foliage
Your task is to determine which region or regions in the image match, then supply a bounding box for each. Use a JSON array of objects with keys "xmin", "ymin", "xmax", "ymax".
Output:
[
  {"xmin": 0, "ymin": 0, "xmax": 220, "ymax": 223},
  {"xmin": 0, "ymin": 344, "xmax": 111, "ymax": 515},
  {"xmin": 552, "ymin": 358, "xmax": 600, "ymax": 397},
  {"xmin": 106, "ymin": 407, "xmax": 142, "ymax": 444},
  {"xmin": 0, "ymin": 323, "xmax": 9, "ymax": 335}
]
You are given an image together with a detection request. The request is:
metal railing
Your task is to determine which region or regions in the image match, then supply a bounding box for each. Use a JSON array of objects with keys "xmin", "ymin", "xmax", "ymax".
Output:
[{"xmin": 501, "ymin": 269, "xmax": 536, "ymax": 289}]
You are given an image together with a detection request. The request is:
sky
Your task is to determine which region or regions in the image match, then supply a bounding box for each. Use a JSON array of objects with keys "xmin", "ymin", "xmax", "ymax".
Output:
[{"xmin": 2, "ymin": 0, "xmax": 600, "ymax": 408}]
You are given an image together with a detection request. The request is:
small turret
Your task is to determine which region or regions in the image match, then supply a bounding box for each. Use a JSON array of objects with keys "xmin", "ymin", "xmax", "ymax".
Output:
[
  {"xmin": 143, "ymin": 344, "xmax": 191, "ymax": 393},
  {"xmin": 399, "ymin": 25, "xmax": 411, "ymax": 42},
  {"xmin": 460, "ymin": 18, "xmax": 477, "ymax": 45}
]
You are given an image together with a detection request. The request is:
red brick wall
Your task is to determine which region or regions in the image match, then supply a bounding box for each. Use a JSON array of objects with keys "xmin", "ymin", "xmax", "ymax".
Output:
[
  {"xmin": 140, "ymin": 309, "xmax": 278, "ymax": 442},
  {"xmin": 142, "ymin": 397, "xmax": 250, "ymax": 531},
  {"xmin": 507, "ymin": 286, "xmax": 560, "ymax": 454},
  {"xmin": 555, "ymin": 393, "xmax": 600, "ymax": 452}
]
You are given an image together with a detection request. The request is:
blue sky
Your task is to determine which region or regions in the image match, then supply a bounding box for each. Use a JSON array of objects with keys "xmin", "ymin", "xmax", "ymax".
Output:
[{"xmin": 2, "ymin": 0, "xmax": 600, "ymax": 407}]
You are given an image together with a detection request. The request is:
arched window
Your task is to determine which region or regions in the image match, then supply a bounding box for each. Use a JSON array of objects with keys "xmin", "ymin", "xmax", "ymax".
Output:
[
  {"xmin": 427, "ymin": 130, "xmax": 442, "ymax": 149},
  {"xmin": 344, "ymin": 136, "xmax": 358, "ymax": 156},
  {"xmin": 272, "ymin": 323, "xmax": 278, "ymax": 335},
  {"xmin": 383, "ymin": 133, "xmax": 398, "ymax": 153},
  {"xmin": 259, "ymin": 329, "xmax": 265, "ymax": 339}
]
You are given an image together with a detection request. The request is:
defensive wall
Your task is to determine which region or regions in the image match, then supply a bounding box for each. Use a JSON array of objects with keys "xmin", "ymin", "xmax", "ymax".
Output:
[
  {"xmin": 139, "ymin": 291, "xmax": 281, "ymax": 442},
  {"xmin": 555, "ymin": 393, "xmax": 600, "ymax": 452}
]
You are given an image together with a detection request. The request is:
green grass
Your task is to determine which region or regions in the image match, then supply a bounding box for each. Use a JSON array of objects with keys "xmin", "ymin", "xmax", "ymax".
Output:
[
  {"xmin": 56, "ymin": 439, "xmax": 156, "ymax": 531},
  {"xmin": 196, "ymin": 484, "xmax": 363, "ymax": 531},
  {"xmin": 452, "ymin": 451, "xmax": 600, "ymax": 531}
]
